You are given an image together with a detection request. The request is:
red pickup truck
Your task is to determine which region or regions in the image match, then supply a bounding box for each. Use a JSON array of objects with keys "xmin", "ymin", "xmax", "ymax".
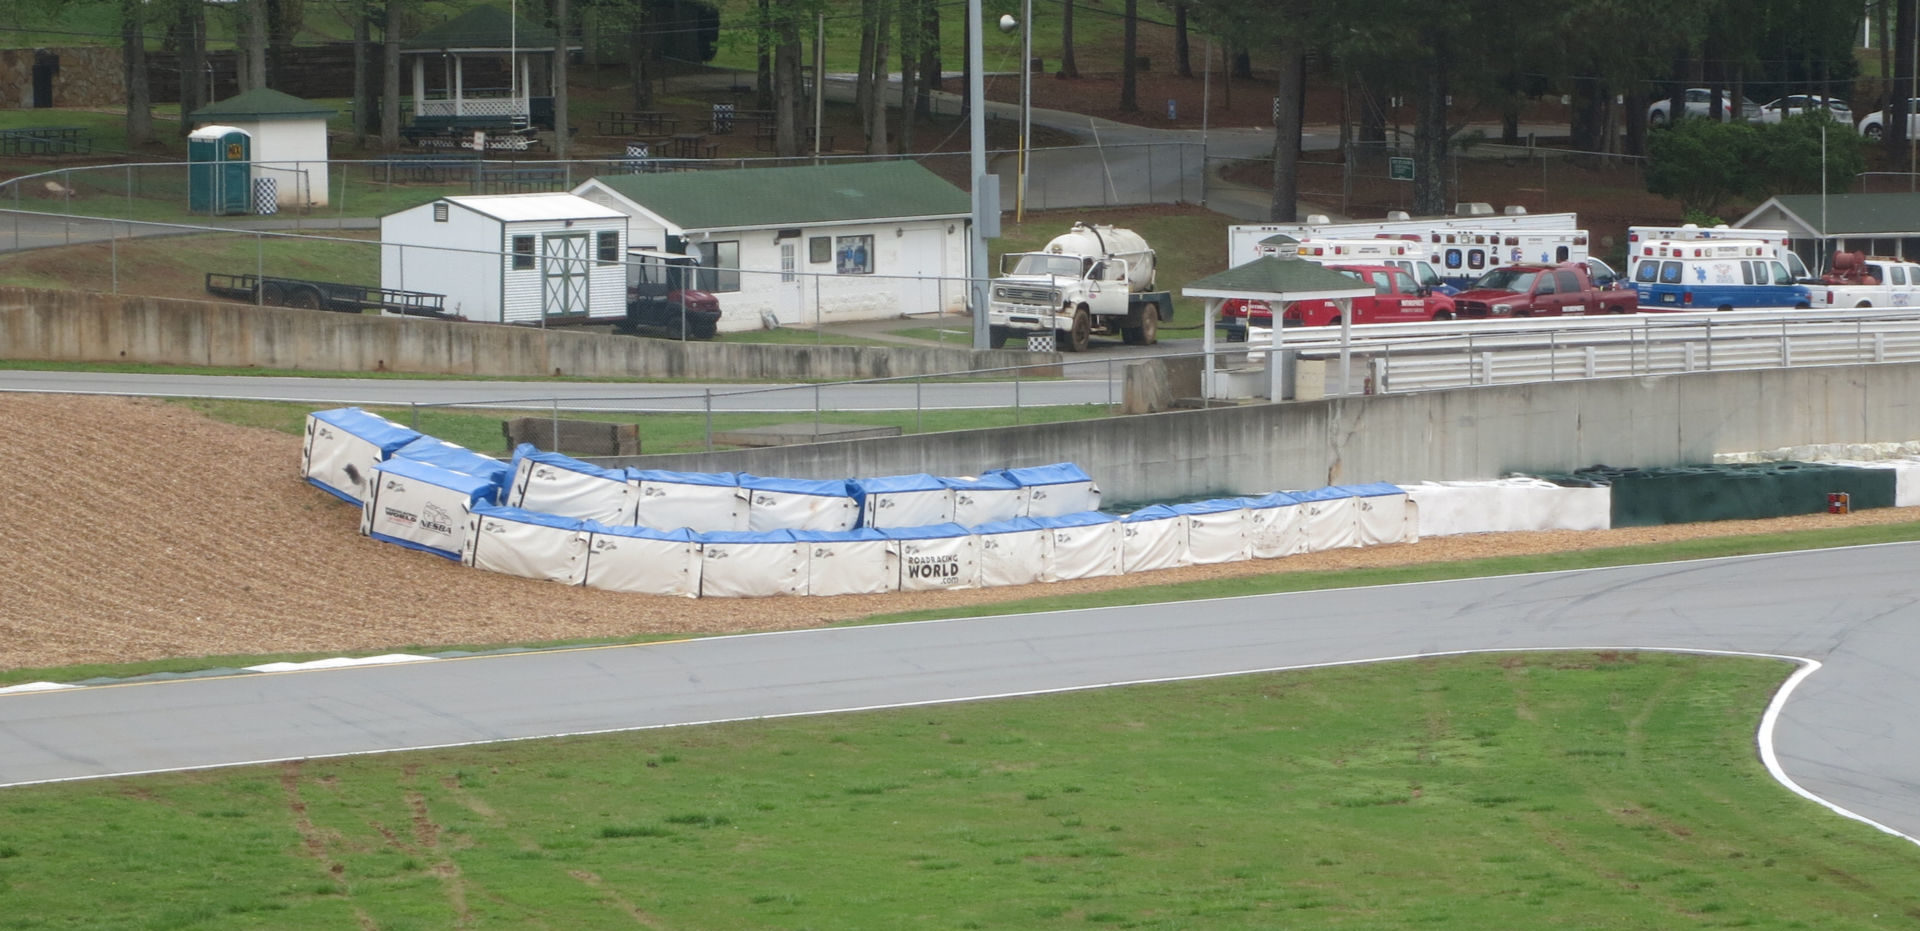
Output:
[
  {"xmin": 1451, "ymin": 262, "xmax": 1639, "ymax": 317},
  {"xmin": 1221, "ymin": 264, "xmax": 1455, "ymax": 340}
]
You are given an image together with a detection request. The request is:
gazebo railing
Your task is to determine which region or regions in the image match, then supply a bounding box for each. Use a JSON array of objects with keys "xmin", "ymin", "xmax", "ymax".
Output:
[{"xmin": 417, "ymin": 97, "xmax": 529, "ymax": 119}]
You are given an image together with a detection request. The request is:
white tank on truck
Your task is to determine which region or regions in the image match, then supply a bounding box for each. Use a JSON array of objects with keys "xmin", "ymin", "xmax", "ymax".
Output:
[{"xmin": 987, "ymin": 222, "xmax": 1174, "ymax": 352}]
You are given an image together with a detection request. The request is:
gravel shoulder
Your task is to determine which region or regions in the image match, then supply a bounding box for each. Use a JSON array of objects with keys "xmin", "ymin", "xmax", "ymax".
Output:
[{"xmin": 3, "ymin": 393, "xmax": 1913, "ymax": 672}]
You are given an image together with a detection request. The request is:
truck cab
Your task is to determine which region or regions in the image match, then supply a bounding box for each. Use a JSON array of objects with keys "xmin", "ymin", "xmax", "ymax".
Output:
[
  {"xmin": 1453, "ymin": 262, "xmax": 1640, "ymax": 317},
  {"xmin": 988, "ymin": 222, "xmax": 1171, "ymax": 351},
  {"xmin": 625, "ymin": 248, "xmax": 722, "ymax": 339},
  {"xmin": 1219, "ymin": 263, "xmax": 1454, "ymax": 339}
]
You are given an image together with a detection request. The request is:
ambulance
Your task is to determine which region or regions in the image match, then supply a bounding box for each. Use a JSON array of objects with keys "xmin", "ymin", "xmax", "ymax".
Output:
[{"xmin": 1629, "ymin": 238, "xmax": 1812, "ymax": 310}]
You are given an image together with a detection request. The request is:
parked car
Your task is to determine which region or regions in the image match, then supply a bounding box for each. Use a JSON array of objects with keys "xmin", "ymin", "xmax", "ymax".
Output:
[
  {"xmin": 1857, "ymin": 98, "xmax": 1920, "ymax": 141},
  {"xmin": 1758, "ymin": 94, "xmax": 1852, "ymax": 124},
  {"xmin": 1647, "ymin": 88, "xmax": 1762, "ymax": 125}
]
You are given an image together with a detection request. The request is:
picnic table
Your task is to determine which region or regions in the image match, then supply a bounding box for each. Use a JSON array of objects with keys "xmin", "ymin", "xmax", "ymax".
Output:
[
  {"xmin": 597, "ymin": 110, "xmax": 678, "ymax": 136},
  {"xmin": 402, "ymin": 115, "xmax": 535, "ymax": 149},
  {"xmin": 0, "ymin": 126, "xmax": 92, "ymax": 156},
  {"xmin": 472, "ymin": 163, "xmax": 569, "ymax": 194},
  {"xmin": 668, "ymin": 132, "xmax": 719, "ymax": 158},
  {"xmin": 753, "ymin": 123, "xmax": 833, "ymax": 152}
]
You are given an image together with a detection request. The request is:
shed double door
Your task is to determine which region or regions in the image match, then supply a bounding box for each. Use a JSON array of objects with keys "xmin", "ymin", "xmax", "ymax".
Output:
[{"xmin": 542, "ymin": 233, "xmax": 590, "ymax": 319}]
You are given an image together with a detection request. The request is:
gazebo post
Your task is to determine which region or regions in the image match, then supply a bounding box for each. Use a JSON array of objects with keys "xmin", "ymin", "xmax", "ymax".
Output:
[
  {"xmin": 1337, "ymin": 297, "xmax": 1353, "ymax": 396},
  {"xmin": 1203, "ymin": 297, "xmax": 1219, "ymax": 401},
  {"xmin": 413, "ymin": 57, "xmax": 426, "ymax": 118},
  {"xmin": 1267, "ymin": 306, "xmax": 1285, "ymax": 402},
  {"xmin": 453, "ymin": 56, "xmax": 464, "ymax": 116}
]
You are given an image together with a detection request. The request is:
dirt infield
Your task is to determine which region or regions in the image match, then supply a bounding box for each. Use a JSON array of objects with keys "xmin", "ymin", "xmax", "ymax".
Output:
[{"xmin": 2, "ymin": 392, "xmax": 1914, "ymax": 673}]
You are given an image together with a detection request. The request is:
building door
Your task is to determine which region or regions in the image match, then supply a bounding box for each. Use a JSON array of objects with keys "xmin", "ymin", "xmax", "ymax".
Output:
[
  {"xmin": 542, "ymin": 233, "xmax": 590, "ymax": 319},
  {"xmin": 775, "ymin": 241, "xmax": 802, "ymax": 325},
  {"xmin": 31, "ymin": 51, "xmax": 57, "ymax": 108},
  {"xmin": 898, "ymin": 228, "xmax": 946, "ymax": 314}
]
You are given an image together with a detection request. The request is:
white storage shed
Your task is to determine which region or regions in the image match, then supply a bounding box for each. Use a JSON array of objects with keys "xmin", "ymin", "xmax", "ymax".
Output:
[{"xmin": 380, "ymin": 193, "xmax": 629, "ymax": 324}]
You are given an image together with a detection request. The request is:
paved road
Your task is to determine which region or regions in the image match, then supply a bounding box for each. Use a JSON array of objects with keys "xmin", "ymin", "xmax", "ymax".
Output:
[
  {"xmin": 4, "ymin": 544, "xmax": 1917, "ymax": 846},
  {"xmin": 0, "ymin": 369, "xmax": 1118, "ymax": 411}
]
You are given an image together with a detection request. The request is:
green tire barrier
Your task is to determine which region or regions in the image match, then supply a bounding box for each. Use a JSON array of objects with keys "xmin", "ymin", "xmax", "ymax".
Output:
[{"xmin": 1530, "ymin": 462, "xmax": 1895, "ymax": 528}]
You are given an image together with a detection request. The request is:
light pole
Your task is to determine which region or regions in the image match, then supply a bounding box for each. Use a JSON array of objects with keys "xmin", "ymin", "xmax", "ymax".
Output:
[
  {"xmin": 1002, "ymin": 5, "xmax": 1032, "ymax": 222},
  {"xmin": 969, "ymin": 0, "xmax": 999, "ymax": 350}
]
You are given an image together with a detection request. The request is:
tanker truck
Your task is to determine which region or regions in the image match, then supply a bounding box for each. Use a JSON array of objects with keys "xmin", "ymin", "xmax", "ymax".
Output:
[{"xmin": 987, "ymin": 222, "xmax": 1175, "ymax": 351}]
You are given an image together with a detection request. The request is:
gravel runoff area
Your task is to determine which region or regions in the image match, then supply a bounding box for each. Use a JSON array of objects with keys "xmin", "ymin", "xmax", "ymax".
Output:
[{"xmin": 3, "ymin": 392, "xmax": 1916, "ymax": 673}]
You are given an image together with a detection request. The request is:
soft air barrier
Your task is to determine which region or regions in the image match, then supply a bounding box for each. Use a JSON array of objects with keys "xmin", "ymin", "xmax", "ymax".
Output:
[
  {"xmin": 1292, "ymin": 486, "xmax": 1361, "ymax": 551},
  {"xmin": 462, "ymin": 504, "xmax": 589, "ymax": 584},
  {"xmin": 362, "ymin": 457, "xmax": 499, "ymax": 560},
  {"xmin": 1404, "ymin": 479, "xmax": 1611, "ymax": 535},
  {"xmin": 1347, "ymin": 483, "xmax": 1417, "ymax": 546},
  {"xmin": 946, "ymin": 474, "xmax": 1029, "ymax": 526},
  {"xmin": 1121, "ymin": 505, "xmax": 1190, "ymax": 573},
  {"xmin": 1244, "ymin": 492, "xmax": 1305, "ymax": 559},
  {"xmin": 1039, "ymin": 512, "xmax": 1123, "ymax": 581},
  {"xmin": 303, "ymin": 408, "xmax": 420, "ymax": 504},
  {"xmin": 796, "ymin": 528, "xmax": 896, "ymax": 596},
  {"xmin": 1173, "ymin": 499, "xmax": 1252, "ymax": 564},
  {"xmin": 974, "ymin": 518, "xmax": 1050, "ymax": 587},
  {"xmin": 883, "ymin": 524, "xmax": 979, "ymax": 591},
  {"xmin": 506, "ymin": 446, "xmax": 635, "ymax": 524},
  {"xmin": 855, "ymin": 473, "xmax": 955, "ymax": 529},
  {"xmin": 1531, "ymin": 463, "xmax": 1895, "ymax": 527},
  {"xmin": 582, "ymin": 524, "xmax": 702, "ymax": 597},
  {"xmin": 630, "ymin": 469, "xmax": 745, "ymax": 532},
  {"xmin": 740, "ymin": 474, "xmax": 859, "ymax": 532},
  {"xmin": 697, "ymin": 530, "xmax": 806, "ymax": 597},
  {"xmin": 994, "ymin": 463, "xmax": 1101, "ymax": 517},
  {"xmin": 392, "ymin": 436, "xmax": 509, "ymax": 489},
  {"xmin": 1823, "ymin": 460, "xmax": 1920, "ymax": 507}
]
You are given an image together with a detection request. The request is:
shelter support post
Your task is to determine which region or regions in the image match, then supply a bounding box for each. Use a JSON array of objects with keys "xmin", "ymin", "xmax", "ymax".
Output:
[
  {"xmin": 1203, "ymin": 297, "xmax": 1219, "ymax": 402},
  {"xmin": 1337, "ymin": 298, "xmax": 1353, "ymax": 396}
]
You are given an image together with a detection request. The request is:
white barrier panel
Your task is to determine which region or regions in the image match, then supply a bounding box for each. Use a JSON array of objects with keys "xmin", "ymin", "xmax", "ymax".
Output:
[
  {"xmin": 1039, "ymin": 512, "xmax": 1124, "ymax": 582},
  {"xmin": 1174, "ymin": 499, "xmax": 1252, "ymax": 564},
  {"xmin": 974, "ymin": 517, "xmax": 1051, "ymax": 588},
  {"xmin": 946, "ymin": 474, "xmax": 1030, "ymax": 527},
  {"xmin": 1294, "ymin": 487, "xmax": 1361, "ymax": 551},
  {"xmin": 1403, "ymin": 479, "xmax": 1612, "ymax": 535},
  {"xmin": 506, "ymin": 446, "xmax": 636, "ymax": 525},
  {"xmin": 854, "ymin": 473, "xmax": 956, "ymax": 529},
  {"xmin": 1245, "ymin": 492, "xmax": 1306, "ymax": 559},
  {"xmin": 796, "ymin": 528, "xmax": 896, "ymax": 596},
  {"xmin": 630, "ymin": 469, "xmax": 746, "ymax": 532},
  {"xmin": 361, "ymin": 457, "xmax": 498, "ymax": 560},
  {"xmin": 1350, "ymin": 483, "xmax": 1417, "ymax": 546},
  {"xmin": 995, "ymin": 463, "xmax": 1102, "ymax": 517},
  {"xmin": 462, "ymin": 504, "xmax": 589, "ymax": 585},
  {"xmin": 696, "ymin": 530, "xmax": 807, "ymax": 598},
  {"xmin": 740, "ymin": 474, "xmax": 860, "ymax": 532},
  {"xmin": 582, "ymin": 524, "xmax": 702, "ymax": 597},
  {"xmin": 1121, "ymin": 505, "xmax": 1190, "ymax": 573},
  {"xmin": 392, "ymin": 435, "xmax": 509, "ymax": 490},
  {"xmin": 1823, "ymin": 460, "xmax": 1920, "ymax": 508},
  {"xmin": 302, "ymin": 408, "xmax": 421, "ymax": 504},
  {"xmin": 883, "ymin": 523, "xmax": 980, "ymax": 592}
]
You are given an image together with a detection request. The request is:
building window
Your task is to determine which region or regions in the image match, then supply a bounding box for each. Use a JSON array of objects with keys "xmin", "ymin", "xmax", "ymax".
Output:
[
  {"xmin": 809, "ymin": 236, "xmax": 831, "ymax": 264},
  {"xmin": 597, "ymin": 230, "xmax": 619, "ymax": 265},
  {"xmin": 835, "ymin": 234, "xmax": 874, "ymax": 275},
  {"xmin": 433, "ymin": 202, "xmax": 449, "ymax": 222},
  {"xmin": 511, "ymin": 235, "xmax": 534, "ymax": 270},
  {"xmin": 691, "ymin": 240, "xmax": 740, "ymax": 292}
]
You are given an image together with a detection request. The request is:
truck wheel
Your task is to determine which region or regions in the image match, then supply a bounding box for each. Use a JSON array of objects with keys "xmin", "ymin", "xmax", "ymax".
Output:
[
  {"xmin": 1605, "ymin": 304, "xmax": 1629, "ymax": 314},
  {"xmin": 989, "ymin": 325, "xmax": 1012, "ymax": 349},
  {"xmin": 1858, "ymin": 301, "xmax": 1874, "ymax": 308},
  {"xmin": 1120, "ymin": 306, "xmax": 1159, "ymax": 345},
  {"xmin": 288, "ymin": 288, "xmax": 323, "ymax": 310},
  {"xmin": 260, "ymin": 282, "xmax": 286, "ymax": 306},
  {"xmin": 1717, "ymin": 305, "xmax": 1735, "ymax": 313},
  {"xmin": 1432, "ymin": 310, "xmax": 1453, "ymax": 321},
  {"xmin": 1063, "ymin": 307, "xmax": 1092, "ymax": 352},
  {"xmin": 690, "ymin": 318, "xmax": 719, "ymax": 340}
]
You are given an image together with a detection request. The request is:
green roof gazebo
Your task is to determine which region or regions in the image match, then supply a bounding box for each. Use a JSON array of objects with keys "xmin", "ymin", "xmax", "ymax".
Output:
[
  {"xmin": 1183, "ymin": 256, "xmax": 1373, "ymax": 401},
  {"xmin": 401, "ymin": 5, "xmax": 576, "ymax": 129}
]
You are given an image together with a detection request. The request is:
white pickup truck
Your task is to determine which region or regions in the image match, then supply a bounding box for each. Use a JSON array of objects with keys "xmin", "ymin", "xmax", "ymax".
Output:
[
  {"xmin": 1811, "ymin": 252, "xmax": 1920, "ymax": 309},
  {"xmin": 987, "ymin": 223, "xmax": 1174, "ymax": 351}
]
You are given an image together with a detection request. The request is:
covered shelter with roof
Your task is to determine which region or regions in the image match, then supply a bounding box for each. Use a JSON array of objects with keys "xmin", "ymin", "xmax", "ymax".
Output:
[
  {"xmin": 573, "ymin": 161, "xmax": 971, "ymax": 331},
  {"xmin": 402, "ymin": 5, "xmax": 574, "ymax": 130},
  {"xmin": 1737, "ymin": 193, "xmax": 1920, "ymax": 272},
  {"xmin": 1183, "ymin": 256, "xmax": 1374, "ymax": 401},
  {"xmin": 379, "ymin": 192, "xmax": 628, "ymax": 324},
  {"xmin": 187, "ymin": 88, "xmax": 336, "ymax": 209}
]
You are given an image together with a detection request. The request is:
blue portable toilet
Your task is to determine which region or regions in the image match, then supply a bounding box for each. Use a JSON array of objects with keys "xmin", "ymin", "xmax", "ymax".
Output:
[{"xmin": 187, "ymin": 125, "xmax": 251, "ymax": 215}]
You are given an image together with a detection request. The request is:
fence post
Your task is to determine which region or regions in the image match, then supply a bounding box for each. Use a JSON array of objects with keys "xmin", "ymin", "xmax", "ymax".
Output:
[
  {"xmin": 1106, "ymin": 356, "xmax": 1113, "ymax": 407},
  {"xmin": 916, "ymin": 375, "xmax": 923, "ymax": 433},
  {"xmin": 410, "ymin": 401, "xmax": 419, "ymax": 430},
  {"xmin": 255, "ymin": 233, "xmax": 264, "ymax": 305},
  {"xmin": 551, "ymin": 398, "xmax": 560, "ymax": 450},
  {"xmin": 704, "ymin": 388, "xmax": 714, "ymax": 451},
  {"xmin": 110, "ymin": 221, "xmax": 117, "ymax": 293},
  {"xmin": 125, "ymin": 164, "xmax": 132, "ymax": 215},
  {"xmin": 1014, "ymin": 362, "xmax": 1022, "ymax": 424},
  {"xmin": 814, "ymin": 383, "xmax": 822, "ymax": 434}
]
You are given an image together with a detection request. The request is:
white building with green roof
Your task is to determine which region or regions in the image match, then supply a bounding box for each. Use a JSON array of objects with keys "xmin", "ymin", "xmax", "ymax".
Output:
[
  {"xmin": 188, "ymin": 88, "xmax": 336, "ymax": 209},
  {"xmin": 574, "ymin": 161, "xmax": 972, "ymax": 332}
]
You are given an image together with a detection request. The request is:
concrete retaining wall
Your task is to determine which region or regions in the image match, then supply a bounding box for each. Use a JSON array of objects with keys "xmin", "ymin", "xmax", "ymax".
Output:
[
  {"xmin": 0, "ymin": 287, "xmax": 1052, "ymax": 380},
  {"xmin": 611, "ymin": 364, "xmax": 1920, "ymax": 505}
]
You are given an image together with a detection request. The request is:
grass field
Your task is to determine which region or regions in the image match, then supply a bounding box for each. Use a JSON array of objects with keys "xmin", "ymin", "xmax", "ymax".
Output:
[{"xmin": 3, "ymin": 651, "xmax": 1915, "ymax": 929}]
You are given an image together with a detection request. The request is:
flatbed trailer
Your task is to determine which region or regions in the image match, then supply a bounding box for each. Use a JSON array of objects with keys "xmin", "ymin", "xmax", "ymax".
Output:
[{"xmin": 204, "ymin": 273, "xmax": 453, "ymax": 318}]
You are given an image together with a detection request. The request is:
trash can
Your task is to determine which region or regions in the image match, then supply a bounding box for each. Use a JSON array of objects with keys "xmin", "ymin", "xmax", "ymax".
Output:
[
  {"xmin": 711, "ymin": 103, "xmax": 736, "ymax": 134},
  {"xmin": 624, "ymin": 141, "xmax": 651, "ymax": 173},
  {"xmin": 252, "ymin": 177, "xmax": 278, "ymax": 215}
]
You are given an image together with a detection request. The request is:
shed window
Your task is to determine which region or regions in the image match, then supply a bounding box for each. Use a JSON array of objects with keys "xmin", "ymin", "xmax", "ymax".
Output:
[
  {"xmin": 511, "ymin": 235, "xmax": 534, "ymax": 270},
  {"xmin": 691, "ymin": 240, "xmax": 740, "ymax": 292},
  {"xmin": 835, "ymin": 235, "xmax": 874, "ymax": 275},
  {"xmin": 809, "ymin": 236, "xmax": 831, "ymax": 264},
  {"xmin": 597, "ymin": 230, "xmax": 619, "ymax": 265},
  {"xmin": 433, "ymin": 202, "xmax": 448, "ymax": 222}
]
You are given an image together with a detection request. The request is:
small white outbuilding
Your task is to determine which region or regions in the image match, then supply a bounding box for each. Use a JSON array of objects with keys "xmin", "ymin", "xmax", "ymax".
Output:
[
  {"xmin": 186, "ymin": 87, "xmax": 336, "ymax": 209},
  {"xmin": 380, "ymin": 193, "xmax": 629, "ymax": 324}
]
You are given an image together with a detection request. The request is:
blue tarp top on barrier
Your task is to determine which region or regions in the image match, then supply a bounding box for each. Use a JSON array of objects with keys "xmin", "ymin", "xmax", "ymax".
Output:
[
  {"xmin": 1172, "ymin": 498, "xmax": 1248, "ymax": 516},
  {"xmin": 582, "ymin": 522, "xmax": 698, "ymax": 542},
  {"xmin": 509, "ymin": 444, "xmax": 628, "ymax": 482},
  {"xmin": 969, "ymin": 517, "xmax": 1046, "ymax": 535},
  {"xmin": 627, "ymin": 468, "xmax": 739, "ymax": 488},
  {"xmin": 1240, "ymin": 491, "xmax": 1302, "ymax": 509},
  {"xmin": 737, "ymin": 474, "xmax": 855, "ymax": 497},
  {"xmin": 1031, "ymin": 511, "xmax": 1119, "ymax": 529},
  {"xmin": 469, "ymin": 502, "xmax": 589, "ymax": 531},
  {"xmin": 941, "ymin": 472, "xmax": 1023, "ymax": 492},
  {"xmin": 373, "ymin": 455, "xmax": 501, "ymax": 500},
  {"xmin": 990, "ymin": 463, "xmax": 1093, "ymax": 487},
  {"xmin": 394, "ymin": 436, "xmax": 508, "ymax": 486},
  {"xmin": 877, "ymin": 522, "xmax": 972, "ymax": 541},
  {"xmin": 853, "ymin": 473, "xmax": 947, "ymax": 495},
  {"xmin": 1290, "ymin": 484, "xmax": 1381, "ymax": 502},
  {"xmin": 1123, "ymin": 504, "xmax": 1184, "ymax": 522},
  {"xmin": 792, "ymin": 527, "xmax": 890, "ymax": 543},
  {"xmin": 1336, "ymin": 482, "xmax": 1407, "ymax": 498},
  {"xmin": 313, "ymin": 407, "xmax": 419, "ymax": 455},
  {"xmin": 694, "ymin": 528, "xmax": 800, "ymax": 544}
]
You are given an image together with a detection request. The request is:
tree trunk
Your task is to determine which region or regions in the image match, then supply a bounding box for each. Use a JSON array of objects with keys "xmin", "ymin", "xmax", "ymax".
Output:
[
  {"xmin": 1357, "ymin": 76, "xmax": 1384, "ymax": 147},
  {"xmin": 177, "ymin": 1, "xmax": 205, "ymax": 136},
  {"xmin": 122, "ymin": 0, "xmax": 152, "ymax": 145},
  {"xmin": 757, "ymin": 0, "xmax": 773, "ymax": 110},
  {"xmin": 774, "ymin": 0, "xmax": 802, "ymax": 157},
  {"xmin": 244, "ymin": 0, "xmax": 267, "ymax": 91},
  {"xmin": 1060, "ymin": 0, "xmax": 1077, "ymax": 78},
  {"xmin": 553, "ymin": 0, "xmax": 570, "ymax": 158},
  {"xmin": 1500, "ymin": 68, "xmax": 1519, "ymax": 145},
  {"xmin": 856, "ymin": 0, "xmax": 876, "ymax": 137},
  {"xmin": 1174, "ymin": 3, "xmax": 1190, "ymax": 78},
  {"xmin": 1268, "ymin": 39, "xmax": 1304, "ymax": 222},
  {"xmin": 866, "ymin": 0, "xmax": 890, "ymax": 153},
  {"xmin": 1623, "ymin": 86, "xmax": 1649, "ymax": 156},
  {"xmin": 352, "ymin": 8, "xmax": 369, "ymax": 145},
  {"xmin": 1894, "ymin": 0, "xmax": 1916, "ymax": 155},
  {"xmin": 381, "ymin": 0, "xmax": 401, "ymax": 149},
  {"xmin": 266, "ymin": 0, "xmax": 294, "ymax": 88},
  {"xmin": 959, "ymin": 11, "xmax": 971, "ymax": 118},
  {"xmin": 916, "ymin": 0, "xmax": 937, "ymax": 116},
  {"xmin": 897, "ymin": 0, "xmax": 918, "ymax": 151},
  {"xmin": 1119, "ymin": 0, "xmax": 1137, "ymax": 112},
  {"xmin": 1411, "ymin": 26, "xmax": 1449, "ymax": 216},
  {"xmin": 628, "ymin": 0, "xmax": 653, "ymax": 111}
]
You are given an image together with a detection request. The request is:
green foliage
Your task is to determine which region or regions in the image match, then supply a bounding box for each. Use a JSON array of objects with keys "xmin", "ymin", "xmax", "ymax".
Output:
[{"xmin": 1646, "ymin": 114, "xmax": 1866, "ymax": 214}]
